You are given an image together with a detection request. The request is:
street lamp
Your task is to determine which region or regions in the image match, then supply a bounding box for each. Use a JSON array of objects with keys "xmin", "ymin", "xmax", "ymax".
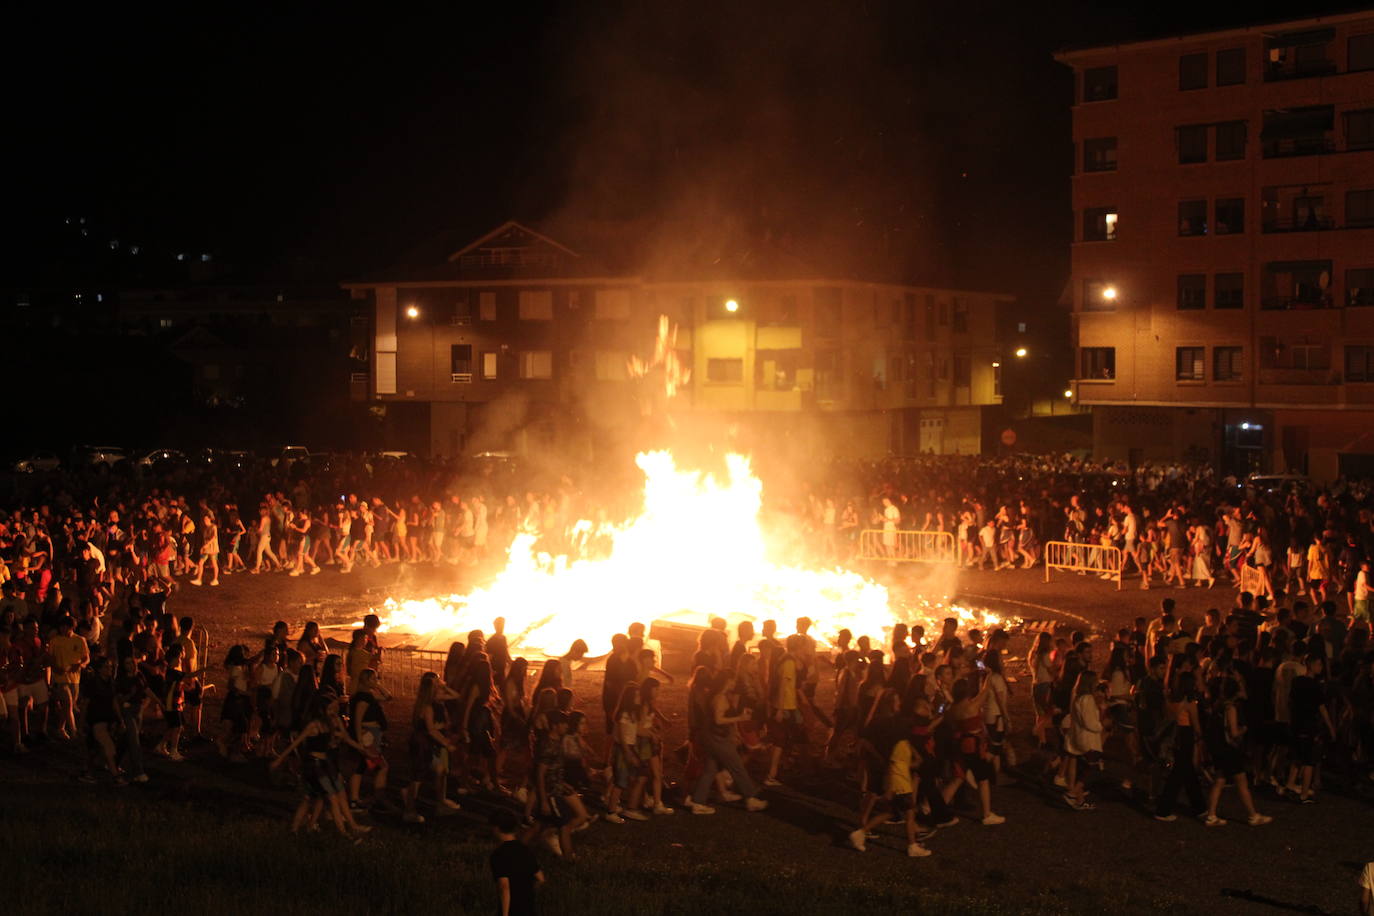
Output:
[
  {"xmin": 1101, "ymin": 285, "xmax": 1118, "ymax": 302},
  {"xmin": 1015, "ymin": 347, "xmax": 1028, "ymax": 358},
  {"xmin": 724, "ymin": 299, "xmax": 739, "ymax": 313},
  {"xmin": 1063, "ymin": 388, "xmax": 1073, "ymax": 399},
  {"xmin": 405, "ymin": 304, "xmax": 420, "ymax": 319}
]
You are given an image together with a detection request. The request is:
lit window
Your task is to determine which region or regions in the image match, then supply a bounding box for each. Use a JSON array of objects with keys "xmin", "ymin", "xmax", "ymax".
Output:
[
  {"xmin": 201, "ymin": 253, "xmax": 212, "ymax": 262},
  {"xmin": 519, "ymin": 351, "xmax": 553, "ymax": 379},
  {"xmin": 706, "ymin": 358, "xmax": 744, "ymax": 382},
  {"xmin": 518, "ymin": 290, "xmax": 553, "ymax": 320}
]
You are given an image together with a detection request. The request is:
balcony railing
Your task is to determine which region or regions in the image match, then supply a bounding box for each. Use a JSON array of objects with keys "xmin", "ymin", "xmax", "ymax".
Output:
[
  {"xmin": 349, "ymin": 372, "xmax": 369, "ymax": 383},
  {"xmin": 1261, "ymin": 294, "xmax": 1335, "ymax": 311},
  {"xmin": 1262, "ymin": 137, "xmax": 1335, "ymax": 158},
  {"xmin": 450, "ymin": 372, "xmax": 473, "ymax": 384},
  {"xmin": 1258, "ymin": 367, "xmax": 1337, "ymax": 385},
  {"xmin": 1263, "ymin": 58, "xmax": 1337, "ymax": 82},
  {"xmin": 1262, "ymin": 216, "xmax": 1335, "ymax": 233}
]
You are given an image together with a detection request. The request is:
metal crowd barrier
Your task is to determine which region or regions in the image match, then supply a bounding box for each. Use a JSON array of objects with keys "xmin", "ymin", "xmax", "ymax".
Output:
[
  {"xmin": 857, "ymin": 529, "xmax": 957, "ymax": 564},
  {"xmin": 1044, "ymin": 540, "xmax": 1123, "ymax": 590},
  {"xmin": 1238, "ymin": 564, "xmax": 1267, "ymax": 596},
  {"xmin": 376, "ymin": 647, "xmax": 450, "ymax": 698}
]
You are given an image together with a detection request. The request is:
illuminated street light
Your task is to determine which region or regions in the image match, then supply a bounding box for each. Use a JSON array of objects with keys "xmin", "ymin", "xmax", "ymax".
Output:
[
  {"xmin": 405, "ymin": 305, "xmax": 420, "ymax": 319},
  {"xmin": 991, "ymin": 361, "xmax": 1001, "ymax": 368},
  {"xmin": 1015, "ymin": 347, "xmax": 1028, "ymax": 358},
  {"xmin": 1064, "ymin": 389, "xmax": 1074, "ymax": 399},
  {"xmin": 724, "ymin": 299, "xmax": 739, "ymax": 313},
  {"xmin": 1101, "ymin": 285, "xmax": 1118, "ymax": 301}
]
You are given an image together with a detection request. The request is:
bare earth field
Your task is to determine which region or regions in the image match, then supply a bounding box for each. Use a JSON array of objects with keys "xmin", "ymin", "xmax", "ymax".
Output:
[{"xmin": 2, "ymin": 561, "xmax": 1371, "ymax": 916}]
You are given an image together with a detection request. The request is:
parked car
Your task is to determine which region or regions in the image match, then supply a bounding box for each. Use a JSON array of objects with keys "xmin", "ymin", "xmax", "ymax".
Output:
[
  {"xmin": 1244, "ymin": 473, "xmax": 1309, "ymax": 495},
  {"xmin": 74, "ymin": 445, "xmax": 129, "ymax": 469},
  {"xmin": 12, "ymin": 451, "xmax": 61, "ymax": 473},
  {"xmin": 136, "ymin": 448, "xmax": 189, "ymax": 471},
  {"xmin": 272, "ymin": 446, "xmax": 312, "ymax": 467}
]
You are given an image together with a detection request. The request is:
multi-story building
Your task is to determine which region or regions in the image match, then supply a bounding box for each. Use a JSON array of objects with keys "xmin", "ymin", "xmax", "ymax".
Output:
[
  {"xmin": 343, "ymin": 221, "xmax": 1011, "ymax": 458},
  {"xmin": 1057, "ymin": 11, "xmax": 1374, "ymax": 479}
]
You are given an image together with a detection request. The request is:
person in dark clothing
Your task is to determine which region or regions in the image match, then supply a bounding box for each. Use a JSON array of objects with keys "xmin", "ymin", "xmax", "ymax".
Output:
[
  {"xmin": 1155, "ymin": 671, "xmax": 1206, "ymax": 821},
  {"xmin": 490, "ymin": 808, "xmax": 543, "ymax": 916}
]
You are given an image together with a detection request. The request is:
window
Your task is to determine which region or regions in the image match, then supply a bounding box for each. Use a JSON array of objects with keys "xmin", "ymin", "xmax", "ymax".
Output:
[
  {"xmin": 517, "ymin": 290, "xmax": 553, "ymax": 320},
  {"xmin": 1290, "ymin": 343, "xmax": 1329, "ymax": 370},
  {"xmin": 1214, "ymin": 198, "xmax": 1244, "ymax": 235},
  {"xmin": 1215, "ymin": 273, "xmax": 1244, "ymax": 309},
  {"xmin": 1083, "ymin": 206, "xmax": 1118, "ymax": 241},
  {"xmin": 756, "ymin": 350, "xmax": 799, "ymax": 390},
  {"xmin": 1178, "ymin": 125, "xmax": 1208, "ymax": 163},
  {"xmin": 1215, "ymin": 121, "xmax": 1246, "ymax": 160},
  {"xmin": 952, "ymin": 298, "xmax": 968, "ymax": 333},
  {"xmin": 1263, "ymin": 185, "xmax": 1331, "ymax": 232},
  {"xmin": 938, "ymin": 300, "xmax": 949, "ymax": 327},
  {"xmin": 1178, "ymin": 274, "xmax": 1206, "ymax": 310},
  {"xmin": 1214, "ymin": 347, "xmax": 1243, "ymax": 381},
  {"xmin": 1263, "ymin": 260, "xmax": 1333, "ymax": 309},
  {"xmin": 1351, "ymin": 34, "xmax": 1374, "ymax": 72},
  {"xmin": 1080, "ymin": 347, "xmax": 1116, "ymax": 380},
  {"xmin": 1178, "ymin": 200, "xmax": 1208, "ymax": 236},
  {"xmin": 481, "ymin": 351, "xmax": 498, "ymax": 379},
  {"xmin": 450, "ymin": 344, "xmax": 473, "ymax": 381},
  {"xmin": 1083, "ymin": 137, "xmax": 1117, "ymax": 172},
  {"xmin": 1349, "ymin": 268, "xmax": 1374, "ymax": 307},
  {"xmin": 1348, "ymin": 190, "xmax": 1374, "ymax": 228},
  {"xmin": 519, "ymin": 351, "xmax": 553, "ymax": 379},
  {"xmin": 1346, "ymin": 346, "xmax": 1374, "ymax": 381},
  {"xmin": 451, "ymin": 295, "xmax": 472, "ymax": 326},
  {"xmin": 1265, "ymin": 30, "xmax": 1336, "ymax": 81},
  {"xmin": 594, "ymin": 289, "xmax": 631, "ymax": 320},
  {"xmin": 1083, "ymin": 279, "xmax": 1116, "ymax": 310},
  {"xmin": 993, "ymin": 363, "xmax": 1002, "ymax": 397},
  {"xmin": 1179, "ymin": 53, "xmax": 1208, "ymax": 90},
  {"xmin": 1216, "ymin": 47, "xmax": 1245, "ymax": 85},
  {"xmin": 923, "ymin": 294, "xmax": 935, "ymax": 336},
  {"xmin": 953, "ymin": 354, "xmax": 972, "ymax": 387},
  {"xmin": 1348, "ymin": 110, "xmax": 1374, "ymax": 150},
  {"xmin": 1082, "ymin": 66, "xmax": 1118, "ymax": 102},
  {"xmin": 1262, "ymin": 106, "xmax": 1335, "ymax": 157},
  {"xmin": 706, "ymin": 357, "xmax": 743, "ymax": 383},
  {"xmin": 1176, "ymin": 347, "xmax": 1205, "ymax": 380},
  {"xmin": 815, "ymin": 286, "xmax": 842, "ymax": 337},
  {"xmin": 815, "ymin": 349, "xmax": 840, "ymax": 400},
  {"xmin": 902, "ymin": 293, "xmax": 916, "ymax": 341},
  {"xmin": 479, "ymin": 291, "xmax": 497, "ymax": 321},
  {"xmin": 594, "ymin": 351, "xmax": 627, "ymax": 381}
]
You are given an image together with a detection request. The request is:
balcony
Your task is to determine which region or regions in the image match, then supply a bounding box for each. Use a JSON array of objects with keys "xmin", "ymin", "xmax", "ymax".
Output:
[
  {"xmin": 1264, "ymin": 58, "xmax": 1337, "ymax": 82},
  {"xmin": 1258, "ymin": 368, "xmax": 1337, "ymax": 385},
  {"xmin": 1262, "ymin": 136, "xmax": 1335, "ymax": 159},
  {"xmin": 1262, "ymin": 215, "xmax": 1335, "ymax": 233},
  {"xmin": 349, "ymin": 372, "xmax": 369, "ymax": 401},
  {"xmin": 1261, "ymin": 294, "xmax": 1335, "ymax": 311},
  {"xmin": 450, "ymin": 372, "xmax": 473, "ymax": 384}
]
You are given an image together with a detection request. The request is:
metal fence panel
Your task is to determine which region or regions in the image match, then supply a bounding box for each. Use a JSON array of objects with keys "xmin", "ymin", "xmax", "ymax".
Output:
[
  {"xmin": 1043, "ymin": 540, "xmax": 1123, "ymax": 590},
  {"xmin": 857, "ymin": 529, "xmax": 956, "ymax": 564}
]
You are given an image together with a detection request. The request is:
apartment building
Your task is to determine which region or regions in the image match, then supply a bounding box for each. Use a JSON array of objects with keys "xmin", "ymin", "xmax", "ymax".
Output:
[
  {"xmin": 1056, "ymin": 11, "xmax": 1374, "ymax": 479},
  {"xmin": 342, "ymin": 221, "xmax": 1010, "ymax": 458}
]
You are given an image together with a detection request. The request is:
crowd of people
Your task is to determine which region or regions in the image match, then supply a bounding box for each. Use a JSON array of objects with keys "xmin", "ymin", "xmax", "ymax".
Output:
[{"xmin": 2, "ymin": 451, "xmax": 1374, "ymax": 893}]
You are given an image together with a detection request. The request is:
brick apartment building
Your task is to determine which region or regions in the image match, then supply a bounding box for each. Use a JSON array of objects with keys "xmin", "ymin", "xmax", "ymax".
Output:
[
  {"xmin": 1057, "ymin": 11, "xmax": 1374, "ymax": 480},
  {"xmin": 342, "ymin": 221, "xmax": 1012, "ymax": 459}
]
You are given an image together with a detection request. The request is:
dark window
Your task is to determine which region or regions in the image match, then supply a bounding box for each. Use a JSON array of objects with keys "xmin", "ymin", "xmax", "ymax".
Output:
[
  {"xmin": 706, "ymin": 358, "xmax": 743, "ymax": 382},
  {"xmin": 1290, "ymin": 343, "xmax": 1329, "ymax": 371},
  {"xmin": 1081, "ymin": 347, "xmax": 1115, "ymax": 380},
  {"xmin": 952, "ymin": 298, "xmax": 968, "ymax": 333},
  {"xmin": 1346, "ymin": 346, "xmax": 1374, "ymax": 382},
  {"xmin": 1083, "ymin": 279, "xmax": 1116, "ymax": 310},
  {"xmin": 1265, "ymin": 30, "xmax": 1336, "ymax": 81},
  {"xmin": 1178, "ymin": 125, "xmax": 1208, "ymax": 163},
  {"xmin": 1348, "ymin": 110, "xmax": 1374, "ymax": 150},
  {"xmin": 1179, "ymin": 200, "xmax": 1208, "ymax": 236},
  {"xmin": 1351, "ymin": 34, "xmax": 1374, "ymax": 72},
  {"xmin": 1083, "ymin": 207, "xmax": 1118, "ymax": 241},
  {"xmin": 815, "ymin": 349, "xmax": 839, "ymax": 400},
  {"xmin": 451, "ymin": 293, "xmax": 472, "ymax": 326},
  {"xmin": 1215, "ymin": 273, "xmax": 1245, "ymax": 309},
  {"xmin": 1216, "ymin": 48, "xmax": 1246, "ymax": 85},
  {"xmin": 938, "ymin": 300, "xmax": 949, "ymax": 327},
  {"xmin": 924, "ymin": 294, "xmax": 935, "ymax": 336},
  {"xmin": 1178, "ymin": 274, "xmax": 1206, "ymax": 310},
  {"xmin": 1262, "ymin": 106, "xmax": 1335, "ymax": 157},
  {"xmin": 1263, "ymin": 260, "xmax": 1334, "ymax": 310},
  {"xmin": 1180, "ymin": 53, "xmax": 1208, "ymax": 89},
  {"xmin": 1349, "ymin": 268, "xmax": 1374, "ymax": 308},
  {"xmin": 1215, "ymin": 198, "xmax": 1244, "ymax": 235},
  {"xmin": 1214, "ymin": 347, "xmax": 1243, "ymax": 381},
  {"xmin": 902, "ymin": 292, "xmax": 916, "ymax": 341},
  {"xmin": 450, "ymin": 344, "xmax": 473, "ymax": 376},
  {"xmin": 954, "ymin": 354, "xmax": 971, "ymax": 387},
  {"xmin": 1176, "ymin": 347, "xmax": 1205, "ymax": 381},
  {"xmin": 756, "ymin": 350, "xmax": 798, "ymax": 390},
  {"xmin": 814, "ymin": 286, "xmax": 842, "ymax": 337},
  {"xmin": 1083, "ymin": 137, "xmax": 1118, "ymax": 172},
  {"xmin": 1215, "ymin": 121, "xmax": 1247, "ymax": 160},
  {"xmin": 1083, "ymin": 66, "xmax": 1118, "ymax": 102},
  {"xmin": 1348, "ymin": 190, "xmax": 1374, "ymax": 228}
]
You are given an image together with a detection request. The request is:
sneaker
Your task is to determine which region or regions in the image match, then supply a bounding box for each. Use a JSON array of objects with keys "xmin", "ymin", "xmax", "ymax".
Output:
[
  {"xmin": 167, "ymin": 751, "xmax": 185, "ymax": 762},
  {"xmin": 1154, "ymin": 814, "xmax": 1178, "ymax": 822},
  {"xmin": 689, "ymin": 803, "xmax": 716, "ymax": 815},
  {"xmin": 623, "ymin": 809, "xmax": 649, "ymax": 821},
  {"xmin": 209, "ymin": 580, "xmax": 220, "ymax": 587},
  {"xmin": 745, "ymin": 797, "xmax": 768, "ymax": 812},
  {"xmin": 603, "ymin": 812, "xmax": 626, "ymax": 824},
  {"xmin": 1247, "ymin": 813, "xmax": 1273, "ymax": 826},
  {"xmin": 762, "ymin": 777, "xmax": 782, "ymax": 788},
  {"xmin": 720, "ymin": 790, "xmax": 743, "ymax": 802},
  {"xmin": 1068, "ymin": 797, "xmax": 1096, "ymax": 811},
  {"xmin": 310, "ymin": 566, "xmax": 321, "ymax": 576},
  {"xmin": 907, "ymin": 842, "xmax": 933, "ymax": 858},
  {"xmin": 1203, "ymin": 814, "xmax": 1226, "ymax": 827},
  {"xmin": 438, "ymin": 798, "xmax": 461, "ymax": 811},
  {"xmin": 403, "ymin": 812, "xmax": 425, "ymax": 824},
  {"xmin": 189, "ymin": 579, "xmax": 202, "ymax": 587},
  {"xmin": 981, "ymin": 813, "xmax": 1006, "ymax": 826},
  {"xmin": 848, "ymin": 828, "xmax": 867, "ymax": 852},
  {"xmin": 651, "ymin": 804, "xmax": 674, "ymax": 815},
  {"xmin": 1299, "ymin": 794, "xmax": 1316, "ymax": 805}
]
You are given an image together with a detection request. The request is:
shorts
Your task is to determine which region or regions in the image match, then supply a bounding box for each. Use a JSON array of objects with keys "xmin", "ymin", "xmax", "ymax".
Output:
[
  {"xmin": 185, "ymin": 684, "xmax": 203, "ymax": 708},
  {"xmin": 1355, "ymin": 598, "xmax": 1370, "ymax": 622},
  {"xmin": 303, "ymin": 757, "xmax": 342, "ymax": 798},
  {"xmin": 1032, "ymin": 683, "xmax": 1053, "ymax": 714},
  {"xmin": 1108, "ymin": 703, "xmax": 1136, "ymax": 731},
  {"xmin": 1210, "ymin": 744, "xmax": 1245, "ymax": 778},
  {"xmin": 1069, "ymin": 749, "xmax": 1103, "ymax": 766},
  {"xmin": 467, "ymin": 707, "xmax": 494, "ymax": 757},
  {"xmin": 52, "ymin": 682, "xmax": 80, "ymax": 704},
  {"xmin": 164, "ymin": 709, "xmax": 183, "ymax": 729},
  {"xmin": 959, "ymin": 752, "xmax": 995, "ymax": 783},
  {"xmin": 1292, "ymin": 731, "xmax": 1322, "ymax": 767},
  {"xmin": 20, "ymin": 681, "xmax": 49, "ymax": 706},
  {"xmin": 888, "ymin": 792, "xmax": 914, "ymax": 814},
  {"xmin": 612, "ymin": 746, "xmax": 646, "ymax": 789},
  {"xmin": 255, "ymin": 686, "xmax": 275, "ymax": 721},
  {"xmin": 769, "ymin": 708, "xmax": 805, "ymax": 748}
]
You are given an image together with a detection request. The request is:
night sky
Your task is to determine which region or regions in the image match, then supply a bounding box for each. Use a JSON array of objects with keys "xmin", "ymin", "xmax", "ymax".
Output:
[{"xmin": 8, "ymin": 1, "xmax": 1363, "ymax": 303}]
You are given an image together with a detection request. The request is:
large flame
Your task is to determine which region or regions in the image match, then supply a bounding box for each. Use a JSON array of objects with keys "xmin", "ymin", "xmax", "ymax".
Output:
[{"xmin": 372, "ymin": 450, "xmax": 999, "ymax": 657}]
